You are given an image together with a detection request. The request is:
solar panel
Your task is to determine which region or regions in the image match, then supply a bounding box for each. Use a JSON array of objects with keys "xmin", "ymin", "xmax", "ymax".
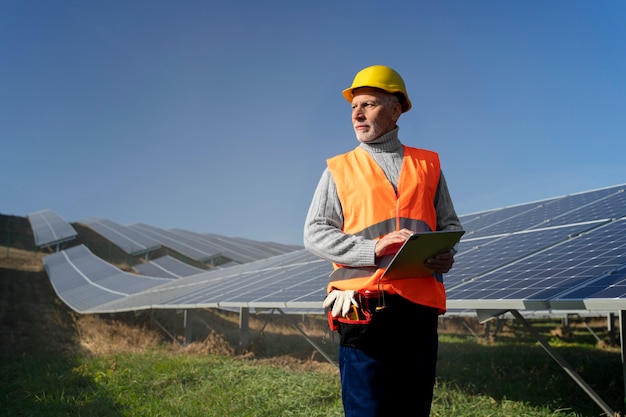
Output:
[
  {"xmin": 128, "ymin": 223, "xmax": 223, "ymax": 263},
  {"xmin": 447, "ymin": 222, "xmax": 603, "ymax": 287},
  {"xmin": 446, "ymin": 183, "xmax": 626, "ymax": 311},
  {"xmin": 43, "ymin": 244, "xmax": 175, "ymax": 313},
  {"xmin": 28, "ymin": 209, "xmax": 77, "ymax": 249},
  {"xmin": 43, "ymin": 245, "xmax": 329, "ymax": 314},
  {"xmin": 79, "ymin": 218, "xmax": 162, "ymax": 256},
  {"xmin": 126, "ymin": 223, "xmax": 301, "ymax": 265},
  {"xmin": 134, "ymin": 255, "xmax": 205, "ymax": 278},
  {"xmin": 171, "ymin": 229, "xmax": 289, "ymax": 264},
  {"xmin": 461, "ymin": 185, "xmax": 626, "ymax": 239},
  {"xmin": 188, "ymin": 231, "xmax": 303, "ymax": 263},
  {"xmin": 556, "ymin": 268, "xmax": 626, "ymax": 311}
]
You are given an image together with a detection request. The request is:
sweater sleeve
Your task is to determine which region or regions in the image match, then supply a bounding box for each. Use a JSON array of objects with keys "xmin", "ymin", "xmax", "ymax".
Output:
[
  {"xmin": 303, "ymin": 168, "xmax": 377, "ymax": 267},
  {"xmin": 435, "ymin": 171, "xmax": 463, "ymax": 231}
]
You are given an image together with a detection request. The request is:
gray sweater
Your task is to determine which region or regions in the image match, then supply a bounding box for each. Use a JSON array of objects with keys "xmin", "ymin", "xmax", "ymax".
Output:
[{"xmin": 303, "ymin": 126, "xmax": 462, "ymax": 267}]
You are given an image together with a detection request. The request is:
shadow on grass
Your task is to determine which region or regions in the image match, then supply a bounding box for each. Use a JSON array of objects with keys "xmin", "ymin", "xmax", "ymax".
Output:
[
  {"xmin": 0, "ymin": 352, "xmax": 125, "ymax": 417},
  {"xmin": 437, "ymin": 338, "xmax": 624, "ymax": 417},
  {"xmin": 0, "ymin": 263, "xmax": 125, "ymax": 416}
]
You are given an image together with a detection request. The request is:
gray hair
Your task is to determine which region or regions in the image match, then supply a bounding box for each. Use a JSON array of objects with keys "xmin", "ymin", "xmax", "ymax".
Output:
[{"xmin": 379, "ymin": 91, "xmax": 401, "ymax": 109}]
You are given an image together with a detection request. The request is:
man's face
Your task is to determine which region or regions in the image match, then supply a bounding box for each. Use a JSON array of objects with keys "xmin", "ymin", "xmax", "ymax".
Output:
[{"xmin": 351, "ymin": 88, "xmax": 401, "ymax": 143}]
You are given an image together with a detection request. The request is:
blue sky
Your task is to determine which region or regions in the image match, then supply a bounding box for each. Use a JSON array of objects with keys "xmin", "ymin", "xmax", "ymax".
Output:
[{"xmin": 2, "ymin": 1, "xmax": 625, "ymax": 245}]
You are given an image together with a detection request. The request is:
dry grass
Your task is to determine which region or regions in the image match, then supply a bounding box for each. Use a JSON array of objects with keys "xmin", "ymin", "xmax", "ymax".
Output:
[
  {"xmin": 0, "ymin": 245, "xmax": 44, "ymax": 271},
  {"xmin": 71, "ymin": 299, "xmax": 337, "ymax": 373}
]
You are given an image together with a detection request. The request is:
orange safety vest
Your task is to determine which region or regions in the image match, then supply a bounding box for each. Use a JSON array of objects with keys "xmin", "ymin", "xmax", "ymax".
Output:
[{"xmin": 326, "ymin": 145, "xmax": 447, "ymax": 313}]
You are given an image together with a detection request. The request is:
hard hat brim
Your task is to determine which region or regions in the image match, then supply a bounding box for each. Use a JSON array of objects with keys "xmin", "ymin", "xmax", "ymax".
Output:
[{"xmin": 342, "ymin": 86, "xmax": 412, "ymax": 113}]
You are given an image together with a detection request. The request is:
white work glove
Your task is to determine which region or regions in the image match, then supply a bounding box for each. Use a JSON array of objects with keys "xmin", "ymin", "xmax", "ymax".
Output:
[{"xmin": 323, "ymin": 289, "xmax": 359, "ymax": 318}]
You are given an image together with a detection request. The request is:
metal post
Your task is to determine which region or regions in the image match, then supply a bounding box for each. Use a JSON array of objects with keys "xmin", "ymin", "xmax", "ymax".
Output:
[
  {"xmin": 239, "ymin": 307, "xmax": 250, "ymax": 348},
  {"xmin": 511, "ymin": 309, "xmax": 615, "ymax": 417},
  {"xmin": 619, "ymin": 310, "xmax": 626, "ymax": 405},
  {"xmin": 184, "ymin": 309, "xmax": 193, "ymax": 345},
  {"xmin": 608, "ymin": 313, "xmax": 616, "ymax": 346}
]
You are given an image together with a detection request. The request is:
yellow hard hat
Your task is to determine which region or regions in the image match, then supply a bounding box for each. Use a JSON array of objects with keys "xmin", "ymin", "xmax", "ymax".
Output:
[{"xmin": 342, "ymin": 65, "xmax": 412, "ymax": 113}]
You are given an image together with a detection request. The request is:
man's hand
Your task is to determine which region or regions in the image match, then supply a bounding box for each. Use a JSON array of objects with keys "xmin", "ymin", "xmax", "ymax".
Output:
[
  {"xmin": 375, "ymin": 228, "xmax": 414, "ymax": 258},
  {"xmin": 323, "ymin": 289, "xmax": 358, "ymax": 317},
  {"xmin": 425, "ymin": 250, "xmax": 456, "ymax": 273}
]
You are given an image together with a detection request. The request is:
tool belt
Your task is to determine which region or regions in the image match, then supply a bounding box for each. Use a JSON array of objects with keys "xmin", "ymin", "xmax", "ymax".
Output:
[{"xmin": 327, "ymin": 289, "xmax": 387, "ymax": 332}]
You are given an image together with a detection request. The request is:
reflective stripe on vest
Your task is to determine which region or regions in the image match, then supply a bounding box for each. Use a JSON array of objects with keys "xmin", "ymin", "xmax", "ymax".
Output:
[{"xmin": 326, "ymin": 145, "xmax": 447, "ymax": 313}]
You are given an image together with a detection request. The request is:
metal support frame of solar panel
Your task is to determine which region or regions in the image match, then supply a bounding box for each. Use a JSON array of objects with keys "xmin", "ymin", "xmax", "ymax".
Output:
[
  {"xmin": 79, "ymin": 218, "xmax": 162, "ymax": 257},
  {"xmin": 28, "ymin": 209, "xmax": 77, "ymax": 249},
  {"xmin": 134, "ymin": 255, "xmax": 205, "ymax": 279}
]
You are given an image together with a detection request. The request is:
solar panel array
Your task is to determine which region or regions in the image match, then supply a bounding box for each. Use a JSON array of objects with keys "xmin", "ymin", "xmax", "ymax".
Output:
[
  {"xmin": 78, "ymin": 219, "xmax": 302, "ymax": 265},
  {"xmin": 79, "ymin": 218, "xmax": 161, "ymax": 256},
  {"xmin": 41, "ymin": 183, "xmax": 626, "ymax": 316},
  {"xmin": 28, "ymin": 209, "xmax": 77, "ymax": 249}
]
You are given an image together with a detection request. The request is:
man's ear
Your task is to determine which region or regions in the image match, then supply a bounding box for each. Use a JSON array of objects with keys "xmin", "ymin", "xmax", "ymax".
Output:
[{"xmin": 391, "ymin": 102, "xmax": 402, "ymax": 122}]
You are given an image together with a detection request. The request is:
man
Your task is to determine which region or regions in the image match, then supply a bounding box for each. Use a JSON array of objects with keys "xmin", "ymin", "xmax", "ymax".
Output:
[{"xmin": 303, "ymin": 65, "xmax": 462, "ymax": 417}]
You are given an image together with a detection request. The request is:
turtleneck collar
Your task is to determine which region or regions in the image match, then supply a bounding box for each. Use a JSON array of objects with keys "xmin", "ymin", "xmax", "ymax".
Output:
[{"xmin": 358, "ymin": 126, "xmax": 402, "ymax": 153}]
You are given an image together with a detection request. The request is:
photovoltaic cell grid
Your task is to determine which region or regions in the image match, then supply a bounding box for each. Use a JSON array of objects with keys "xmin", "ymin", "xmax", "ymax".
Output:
[
  {"xmin": 447, "ymin": 223, "xmax": 601, "ymax": 285},
  {"xmin": 448, "ymin": 220, "xmax": 626, "ymax": 309},
  {"xmin": 446, "ymin": 184, "xmax": 626, "ymax": 311},
  {"xmin": 28, "ymin": 209, "xmax": 77, "ymax": 248},
  {"xmin": 459, "ymin": 184, "xmax": 626, "ymax": 239},
  {"xmin": 557, "ymin": 268, "xmax": 626, "ymax": 311}
]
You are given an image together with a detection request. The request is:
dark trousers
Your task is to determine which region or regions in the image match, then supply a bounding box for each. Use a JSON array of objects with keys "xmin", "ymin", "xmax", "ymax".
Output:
[{"xmin": 337, "ymin": 295, "xmax": 439, "ymax": 417}]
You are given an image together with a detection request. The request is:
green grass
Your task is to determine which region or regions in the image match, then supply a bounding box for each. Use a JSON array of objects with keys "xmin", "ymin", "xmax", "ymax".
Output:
[
  {"xmin": 0, "ymin": 351, "xmax": 342, "ymax": 417},
  {"xmin": 2, "ymin": 333, "xmax": 623, "ymax": 417},
  {"xmin": 436, "ymin": 334, "xmax": 624, "ymax": 417}
]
